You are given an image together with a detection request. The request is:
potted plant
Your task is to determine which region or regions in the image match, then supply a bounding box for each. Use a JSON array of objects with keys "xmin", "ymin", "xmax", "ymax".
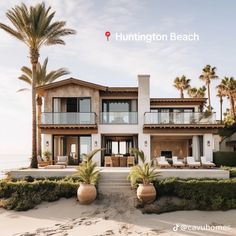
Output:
[
  {"xmin": 42, "ymin": 150, "xmax": 51, "ymax": 161},
  {"xmin": 128, "ymin": 148, "xmax": 159, "ymax": 204},
  {"xmin": 74, "ymin": 149, "xmax": 101, "ymax": 205}
]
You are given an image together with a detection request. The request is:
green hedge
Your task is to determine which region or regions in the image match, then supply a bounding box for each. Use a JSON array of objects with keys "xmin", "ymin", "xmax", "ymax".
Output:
[
  {"xmin": 0, "ymin": 178, "xmax": 79, "ymax": 211},
  {"xmin": 153, "ymin": 178, "xmax": 236, "ymax": 211},
  {"xmin": 213, "ymin": 152, "xmax": 236, "ymax": 167}
]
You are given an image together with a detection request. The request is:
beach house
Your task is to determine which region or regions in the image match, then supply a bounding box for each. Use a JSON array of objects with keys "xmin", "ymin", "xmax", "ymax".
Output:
[{"xmin": 37, "ymin": 75, "xmax": 223, "ymax": 166}]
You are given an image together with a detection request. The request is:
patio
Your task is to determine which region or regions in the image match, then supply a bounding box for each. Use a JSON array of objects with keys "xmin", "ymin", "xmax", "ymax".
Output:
[{"xmin": 7, "ymin": 167, "xmax": 229, "ymax": 179}]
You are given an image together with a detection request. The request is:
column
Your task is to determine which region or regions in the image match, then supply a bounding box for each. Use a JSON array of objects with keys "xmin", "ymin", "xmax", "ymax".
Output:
[
  {"xmin": 203, "ymin": 134, "xmax": 213, "ymax": 161},
  {"xmin": 42, "ymin": 134, "xmax": 52, "ymax": 154},
  {"xmin": 138, "ymin": 134, "xmax": 151, "ymax": 162},
  {"xmin": 192, "ymin": 135, "xmax": 200, "ymax": 161},
  {"xmin": 138, "ymin": 75, "xmax": 151, "ymax": 162},
  {"xmin": 92, "ymin": 134, "xmax": 101, "ymax": 166}
]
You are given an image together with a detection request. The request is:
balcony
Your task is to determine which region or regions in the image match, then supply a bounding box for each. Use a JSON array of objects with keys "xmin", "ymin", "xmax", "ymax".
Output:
[
  {"xmin": 41, "ymin": 112, "xmax": 96, "ymax": 125},
  {"xmin": 100, "ymin": 112, "xmax": 138, "ymax": 124},
  {"xmin": 144, "ymin": 112, "xmax": 217, "ymax": 125}
]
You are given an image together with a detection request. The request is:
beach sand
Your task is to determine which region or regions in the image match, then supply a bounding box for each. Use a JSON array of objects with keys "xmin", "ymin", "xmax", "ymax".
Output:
[{"xmin": 0, "ymin": 194, "xmax": 236, "ymax": 236}]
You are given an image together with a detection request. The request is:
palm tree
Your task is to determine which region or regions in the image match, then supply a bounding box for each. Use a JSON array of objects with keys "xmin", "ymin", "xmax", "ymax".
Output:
[
  {"xmin": 0, "ymin": 3, "xmax": 76, "ymax": 167},
  {"xmin": 216, "ymin": 84, "xmax": 225, "ymax": 123},
  {"xmin": 218, "ymin": 77, "xmax": 236, "ymax": 122},
  {"xmin": 173, "ymin": 75, "xmax": 191, "ymax": 98},
  {"xmin": 199, "ymin": 65, "xmax": 218, "ymax": 111},
  {"xmin": 188, "ymin": 86, "xmax": 206, "ymax": 98},
  {"xmin": 18, "ymin": 57, "xmax": 70, "ymax": 156}
]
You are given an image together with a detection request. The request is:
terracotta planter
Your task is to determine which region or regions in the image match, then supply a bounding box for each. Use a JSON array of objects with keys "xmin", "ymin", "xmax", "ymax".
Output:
[
  {"xmin": 137, "ymin": 183, "xmax": 156, "ymax": 204},
  {"xmin": 77, "ymin": 183, "xmax": 97, "ymax": 204}
]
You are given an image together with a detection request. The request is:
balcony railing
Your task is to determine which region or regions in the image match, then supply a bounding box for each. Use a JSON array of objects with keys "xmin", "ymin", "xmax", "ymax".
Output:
[
  {"xmin": 100, "ymin": 112, "xmax": 138, "ymax": 124},
  {"xmin": 144, "ymin": 112, "xmax": 217, "ymax": 125},
  {"xmin": 41, "ymin": 112, "xmax": 96, "ymax": 125}
]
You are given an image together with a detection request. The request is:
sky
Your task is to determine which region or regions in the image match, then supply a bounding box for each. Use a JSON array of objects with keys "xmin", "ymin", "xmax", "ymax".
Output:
[{"xmin": 0, "ymin": 0, "xmax": 235, "ymax": 155}]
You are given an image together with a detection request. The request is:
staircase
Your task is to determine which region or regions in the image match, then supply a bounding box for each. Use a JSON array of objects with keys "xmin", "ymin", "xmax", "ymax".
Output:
[{"xmin": 98, "ymin": 168, "xmax": 135, "ymax": 193}]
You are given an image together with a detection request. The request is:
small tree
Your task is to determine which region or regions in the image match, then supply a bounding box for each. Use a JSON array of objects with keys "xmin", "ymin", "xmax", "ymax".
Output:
[{"xmin": 128, "ymin": 148, "xmax": 159, "ymax": 187}]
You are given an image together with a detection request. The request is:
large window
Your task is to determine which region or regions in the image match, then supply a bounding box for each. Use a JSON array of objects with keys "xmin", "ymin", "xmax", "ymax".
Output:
[
  {"xmin": 106, "ymin": 139, "xmax": 133, "ymax": 155},
  {"xmin": 102, "ymin": 99, "xmax": 137, "ymax": 112},
  {"xmin": 53, "ymin": 97, "xmax": 91, "ymax": 113},
  {"xmin": 101, "ymin": 99, "xmax": 138, "ymax": 124},
  {"xmin": 53, "ymin": 135, "xmax": 91, "ymax": 165}
]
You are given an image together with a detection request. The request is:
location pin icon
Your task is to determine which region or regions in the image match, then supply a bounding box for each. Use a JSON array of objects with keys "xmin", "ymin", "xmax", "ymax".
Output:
[{"xmin": 105, "ymin": 31, "xmax": 111, "ymax": 41}]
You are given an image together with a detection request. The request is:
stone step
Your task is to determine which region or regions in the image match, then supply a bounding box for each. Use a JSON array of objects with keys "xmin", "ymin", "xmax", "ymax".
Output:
[
  {"xmin": 98, "ymin": 186, "xmax": 132, "ymax": 193},
  {"xmin": 100, "ymin": 174, "xmax": 129, "ymax": 179},
  {"xmin": 99, "ymin": 179, "xmax": 130, "ymax": 183}
]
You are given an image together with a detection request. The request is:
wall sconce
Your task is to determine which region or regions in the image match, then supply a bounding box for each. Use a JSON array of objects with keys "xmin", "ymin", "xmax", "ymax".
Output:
[
  {"xmin": 94, "ymin": 141, "xmax": 98, "ymax": 147},
  {"xmin": 144, "ymin": 141, "xmax": 148, "ymax": 147},
  {"xmin": 207, "ymin": 141, "xmax": 210, "ymax": 147},
  {"xmin": 46, "ymin": 141, "xmax": 49, "ymax": 147}
]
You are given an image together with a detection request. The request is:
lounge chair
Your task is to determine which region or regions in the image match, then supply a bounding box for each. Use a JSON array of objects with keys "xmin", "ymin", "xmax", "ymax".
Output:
[
  {"xmin": 201, "ymin": 156, "xmax": 215, "ymax": 168},
  {"xmin": 172, "ymin": 156, "xmax": 185, "ymax": 168},
  {"xmin": 104, "ymin": 156, "xmax": 113, "ymax": 167},
  {"xmin": 186, "ymin": 156, "xmax": 201, "ymax": 168},
  {"xmin": 37, "ymin": 155, "xmax": 52, "ymax": 167},
  {"xmin": 127, "ymin": 156, "xmax": 135, "ymax": 167},
  {"xmin": 157, "ymin": 156, "xmax": 171, "ymax": 168},
  {"xmin": 56, "ymin": 156, "xmax": 68, "ymax": 166}
]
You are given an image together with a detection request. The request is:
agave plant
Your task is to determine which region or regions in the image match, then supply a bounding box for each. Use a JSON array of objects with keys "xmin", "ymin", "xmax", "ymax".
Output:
[
  {"xmin": 74, "ymin": 149, "xmax": 101, "ymax": 185},
  {"xmin": 128, "ymin": 148, "xmax": 159, "ymax": 187}
]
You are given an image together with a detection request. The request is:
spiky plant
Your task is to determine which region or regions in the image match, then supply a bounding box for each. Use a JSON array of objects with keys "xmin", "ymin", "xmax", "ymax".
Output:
[
  {"xmin": 74, "ymin": 149, "xmax": 101, "ymax": 185},
  {"xmin": 128, "ymin": 148, "xmax": 159, "ymax": 187}
]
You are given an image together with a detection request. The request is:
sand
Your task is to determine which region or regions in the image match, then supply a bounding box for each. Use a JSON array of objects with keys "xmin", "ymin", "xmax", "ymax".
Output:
[{"xmin": 0, "ymin": 194, "xmax": 236, "ymax": 236}]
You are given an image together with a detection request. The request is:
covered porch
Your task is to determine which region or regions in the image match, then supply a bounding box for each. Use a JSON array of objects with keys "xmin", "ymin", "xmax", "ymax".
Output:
[{"xmin": 151, "ymin": 135, "xmax": 203, "ymax": 161}]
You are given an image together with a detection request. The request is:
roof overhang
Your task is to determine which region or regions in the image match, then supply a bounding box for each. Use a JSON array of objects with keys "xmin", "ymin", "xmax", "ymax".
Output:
[
  {"xmin": 150, "ymin": 98, "xmax": 207, "ymax": 106},
  {"xmin": 39, "ymin": 124, "xmax": 98, "ymax": 135},
  {"xmin": 143, "ymin": 124, "xmax": 224, "ymax": 134}
]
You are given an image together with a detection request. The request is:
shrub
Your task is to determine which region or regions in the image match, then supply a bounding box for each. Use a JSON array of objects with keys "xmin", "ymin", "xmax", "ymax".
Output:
[
  {"xmin": 0, "ymin": 178, "xmax": 79, "ymax": 211},
  {"xmin": 153, "ymin": 178, "xmax": 236, "ymax": 211},
  {"xmin": 221, "ymin": 167, "xmax": 236, "ymax": 178},
  {"xmin": 213, "ymin": 152, "xmax": 236, "ymax": 167}
]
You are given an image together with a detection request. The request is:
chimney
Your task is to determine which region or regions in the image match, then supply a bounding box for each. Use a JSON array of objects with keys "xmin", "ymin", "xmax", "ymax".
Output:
[{"xmin": 138, "ymin": 75, "xmax": 150, "ymax": 120}]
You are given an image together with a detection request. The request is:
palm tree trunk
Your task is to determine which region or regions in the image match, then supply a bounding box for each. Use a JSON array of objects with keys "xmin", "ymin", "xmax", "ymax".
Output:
[
  {"xmin": 230, "ymin": 96, "xmax": 236, "ymax": 121},
  {"xmin": 37, "ymin": 96, "xmax": 42, "ymax": 156},
  {"xmin": 180, "ymin": 89, "xmax": 184, "ymax": 98},
  {"xmin": 220, "ymin": 97, "xmax": 223, "ymax": 124},
  {"xmin": 207, "ymin": 83, "xmax": 211, "ymax": 111},
  {"xmin": 30, "ymin": 49, "xmax": 39, "ymax": 168}
]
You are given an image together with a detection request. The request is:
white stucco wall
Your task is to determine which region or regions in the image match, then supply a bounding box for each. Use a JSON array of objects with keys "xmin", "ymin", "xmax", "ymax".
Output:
[
  {"xmin": 138, "ymin": 75, "xmax": 151, "ymax": 162},
  {"xmin": 203, "ymin": 133, "xmax": 213, "ymax": 161},
  {"xmin": 91, "ymin": 134, "xmax": 101, "ymax": 166},
  {"xmin": 213, "ymin": 135, "xmax": 221, "ymax": 152},
  {"xmin": 42, "ymin": 134, "xmax": 52, "ymax": 154}
]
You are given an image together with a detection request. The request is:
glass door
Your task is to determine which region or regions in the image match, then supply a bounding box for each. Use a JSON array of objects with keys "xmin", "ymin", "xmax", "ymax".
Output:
[{"xmin": 79, "ymin": 136, "xmax": 92, "ymax": 162}]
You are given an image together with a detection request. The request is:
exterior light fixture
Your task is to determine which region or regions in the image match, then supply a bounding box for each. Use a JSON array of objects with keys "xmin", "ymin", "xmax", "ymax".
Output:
[
  {"xmin": 46, "ymin": 141, "xmax": 49, "ymax": 147},
  {"xmin": 144, "ymin": 141, "xmax": 148, "ymax": 147},
  {"xmin": 94, "ymin": 141, "xmax": 98, "ymax": 147},
  {"xmin": 207, "ymin": 141, "xmax": 210, "ymax": 147}
]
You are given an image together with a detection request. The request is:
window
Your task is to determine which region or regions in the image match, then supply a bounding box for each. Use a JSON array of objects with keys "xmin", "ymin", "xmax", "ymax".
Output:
[
  {"xmin": 112, "ymin": 141, "xmax": 119, "ymax": 154},
  {"xmin": 102, "ymin": 99, "xmax": 137, "ymax": 112},
  {"xmin": 119, "ymin": 141, "xmax": 126, "ymax": 154},
  {"xmin": 53, "ymin": 97, "xmax": 91, "ymax": 113},
  {"xmin": 79, "ymin": 98, "xmax": 91, "ymax": 112}
]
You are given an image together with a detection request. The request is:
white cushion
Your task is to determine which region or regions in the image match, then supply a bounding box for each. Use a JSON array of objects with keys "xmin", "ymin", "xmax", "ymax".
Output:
[
  {"xmin": 57, "ymin": 156, "xmax": 68, "ymax": 163},
  {"xmin": 42, "ymin": 156, "xmax": 48, "ymax": 162},
  {"xmin": 37, "ymin": 156, "xmax": 43, "ymax": 162}
]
